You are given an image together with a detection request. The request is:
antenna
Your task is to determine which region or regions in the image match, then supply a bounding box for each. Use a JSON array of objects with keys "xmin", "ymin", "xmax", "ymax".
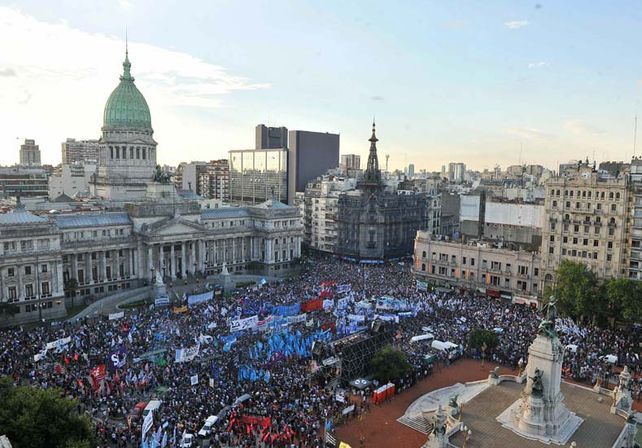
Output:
[{"xmin": 633, "ymin": 115, "xmax": 638, "ymax": 158}]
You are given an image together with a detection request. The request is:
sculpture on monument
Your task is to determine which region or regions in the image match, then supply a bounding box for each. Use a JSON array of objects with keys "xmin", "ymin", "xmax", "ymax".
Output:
[
  {"xmin": 496, "ymin": 295, "xmax": 583, "ymax": 445},
  {"xmin": 423, "ymin": 405, "xmax": 450, "ymax": 448},
  {"xmin": 611, "ymin": 366, "xmax": 633, "ymax": 414}
]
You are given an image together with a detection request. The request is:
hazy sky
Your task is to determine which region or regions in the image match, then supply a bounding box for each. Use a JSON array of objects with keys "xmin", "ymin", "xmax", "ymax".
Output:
[{"xmin": 1, "ymin": 1, "xmax": 642, "ymax": 171}]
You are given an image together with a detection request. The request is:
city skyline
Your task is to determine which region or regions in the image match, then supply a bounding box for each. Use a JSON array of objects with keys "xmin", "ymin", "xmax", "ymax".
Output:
[{"xmin": 1, "ymin": 1, "xmax": 642, "ymax": 171}]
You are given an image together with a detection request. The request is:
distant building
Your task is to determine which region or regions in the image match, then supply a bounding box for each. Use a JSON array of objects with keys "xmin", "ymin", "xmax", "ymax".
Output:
[
  {"xmin": 198, "ymin": 159, "xmax": 229, "ymax": 201},
  {"xmin": 255, "ymin": 124, "xmax": 288, "ymax": 149},
  {"xmin": 19, "ymin": 139, "xmax": 41, "ymax": 167},
  {"xmin": 408, "ymin": 163, "xmax": 415, "ymax": 178},
  {"xmin": 48, "ymin": 163, "xmax": 97, "ymax": 199},
  {"xmin": 340, "ymin": 154, "xmax": 361, "ymax": 173},
  {"xmin": 448, "ymin": 162, "xmax": 465, "ymax": 183},
  {"xmin": 287, "ymin": 130, "xmax": 340, "ymax": 204},
  {"xmin": 181, "ymin": 162, "xmax": 207, "ymax": 193},
  {"xmin": 628, "ymin": 158, "xmax": 642, "ymax": 280},
  {"xmin": 0, "ymin": 166, "xmax": 48, "ymax": 198},
  {"xmin": 335, "ymin": 123, "xmax": 426, "ymax": 260},
  {"xmin": 61, "ymin": 138, "xmax": 100, "ymax": 165},
  {"xmin": 439, "ymin": 192, "xmax": 460, "ymax": 238},
  {"xmin": 229, "ymin": 148, "xmax": 288, "ymax": 204}
]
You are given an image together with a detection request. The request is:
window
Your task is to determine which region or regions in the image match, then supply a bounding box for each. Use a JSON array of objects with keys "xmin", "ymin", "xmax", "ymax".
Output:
[
  {"xmin": 550, "ymin": 235, "xmax": 555, "ymax": 242},
  {"xmin": 563, "ymin": 236, "xmax": 568, "ymax": 243},
  {"xmin": 24, "ymin": 266, "xmax": 32, "ymax": 275},
  {"xmin": 534, "ymin": 268, "xmax": 539, "ymax": 276},
  {"xmin": 7, "ymin": 267, "xmax": 14, "ymax": 277},
  {"xmin": 574, "ymin": 225, "xmax": 579, "ymax": 233},
  {"xmin": 549, "ymin": 247, "xmax": 554, "ymax": 254},
  {"xmin": 142, "ymin": 148, "xmax": 147, "ymax": 159},
  {"xmin": 422, "ymin": 251, "xmax": 426, "ymax": 258},
  {"xmin": 25, "ymin": 284, "xmax": 33, "ymax": 297},
  {"xmin": 593, "ymin": 240, "xmax": 598, "ymax": 247},
  {"xmin": 583, "ymin": 239, "xmax": 588, "ymax": 246},
  {"xmin": 462, "ymin": 256, "xmax": 467, "ymax": 265},
  {"xmin": 8, "ymin": 286, "xmax": 17, "ymax": 300},
  {"xmin": 421, "ymin": 263, "xmax": 426, "ymax": 271},
  {"xmin": 611, "ymin": 204, "xmax": 616, "ymax": 212},
  {"xmin": 607, "ymin": 254, "xmax": 612, "ymax": 261},
  {"xmin": 607, "ymin": 242, "xmax": 613, "ymax": 249},
  {"xmin": 41, "ymin": 282, "xmax": 50, "ymax": 296},
  {"xmin": 470, "ymin": 258, "xmax": 475, "ymax": 266}
]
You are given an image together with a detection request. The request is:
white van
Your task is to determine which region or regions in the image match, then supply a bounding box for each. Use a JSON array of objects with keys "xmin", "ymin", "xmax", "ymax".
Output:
[
  {"xmin": 431, "ymin": 340, "xmax": 462, "ymax": 360},
  {"xmin": 179, "ymin": 433, "xmax": 194, "ymax": 448},
  {"xmin": 142, "ymin": 400, "xmax": 161, "ymax": 419},
  {"xmin": 410, "ymin": 334, "xmax": 434, "ymax": 343},
  {"xmin": 198, "ymin": 415, "xmax": 218, "ymax": 438}
]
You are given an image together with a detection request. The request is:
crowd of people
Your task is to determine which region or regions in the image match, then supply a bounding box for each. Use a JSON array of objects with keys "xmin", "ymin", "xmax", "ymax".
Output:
[{"xmin": 0, "ymin": 255, "xmax": 640, "ymax": 447}]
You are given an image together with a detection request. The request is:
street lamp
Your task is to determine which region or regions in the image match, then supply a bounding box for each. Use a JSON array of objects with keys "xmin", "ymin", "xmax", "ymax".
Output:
[{"xmin": 463, "ymin": 429, "xmax": 472, "ymax": 448}]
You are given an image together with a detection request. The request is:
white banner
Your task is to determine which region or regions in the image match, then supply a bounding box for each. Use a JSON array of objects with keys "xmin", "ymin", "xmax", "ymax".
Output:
[
  {"xmin": 190, "ymin": 374, "xmax": 199, "ymax": 385},
  {"xmin": 322, "ymin": 299, "xmax": 334, "ymax": 311},
  {"xmin": 347, "ymin": 314, "xmax": 366, "ymax": 323},
  {"xmin": 174, "ymin": 344, "xmax": 200, "ymax": 363},
  {"xmin": 416, "ymin": 280, "xmax": 428, "ymax": 291},
  {"xmin": 229, "ymin": 315, "xmax": 259, "ymax": 332},
  {"xmin": 286, "ymin": 313, "xmax": 307, "ymax": 324},
  {"xmin": 45, "ymin": 336, "xmax": 71, "ymax": 352},
  {"xmin": 108, "ymin": 311, "xmax": 125, "ymax": 320},
  {"xmin": 142, "ymin": 410, "xmax": 153, "ymax": 439},
  {"xmin": 342, "ymin": 404, "xmax": 356, "ymax": 415}
]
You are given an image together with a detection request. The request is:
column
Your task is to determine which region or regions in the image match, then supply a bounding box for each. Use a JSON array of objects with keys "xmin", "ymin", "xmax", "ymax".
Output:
[
  {"xmin": 101, "ymin": 251, "xmax": 107, "ymax": 281},
  {"xmin": 148, "ymin": 246, "xmax": 153, "ymax": 281},
  {"xmin": 170, "ymin": 244, "xmax": 176, "ymax": 279},
  {"xmin": 232, "ymin": 238, "xmax": 237, "ymax": 265},
  {"xmin": 158, "ymin": 245, "xmax": 163, "ymax": 274},
  {"xmin": 181, "ymin": 242, "xmax": 187, "ymax": 276},
  {"xmin": 72, "ymin": 254, "xmax": 78, "ymax": 281},
  {"xmin": 241, "ymin": 237, "xmax": 245, "ymax": 262},
  {"xmin": 128, "ymin": 248, "xmax": 134, "ymax": 278},
  {"xmin": 198, "ymin": 240, "xmax": 205, "ymax": 271}
]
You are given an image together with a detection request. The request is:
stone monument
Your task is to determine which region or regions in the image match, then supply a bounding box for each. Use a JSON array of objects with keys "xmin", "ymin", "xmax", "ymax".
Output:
[
  {"xmin": 423, "ymin": 405, "xmax": 450, "ymax": 448},
  {"xmin": 611, "ymin": 366, "xmax": 633, "ymax": 414},
  {"xmin": 221, "ymin": 262, "xmax": 233, "ymax": 292},
  {"xmin": 497, "ymin": 297, "xmax": 583, "ymax": 444},
  {"xmin": 154, "ymin": 269, "xmax": 167, "ymax": 298}
]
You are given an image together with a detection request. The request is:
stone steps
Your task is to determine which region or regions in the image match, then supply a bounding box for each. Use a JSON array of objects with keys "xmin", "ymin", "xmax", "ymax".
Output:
[{"xmin": 397, "ymin": 415, "xmax": 433, "ymax": 434}]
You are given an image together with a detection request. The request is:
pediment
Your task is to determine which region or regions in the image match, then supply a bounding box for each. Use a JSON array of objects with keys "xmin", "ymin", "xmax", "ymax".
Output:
[{"xmin": 149, "ymin": 218, "xmax": 206, "ymax": 236}]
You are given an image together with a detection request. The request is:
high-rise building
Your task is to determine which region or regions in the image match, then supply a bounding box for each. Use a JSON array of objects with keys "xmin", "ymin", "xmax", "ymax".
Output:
[
  {"xmin": 408, "ymin": 163, "xmax": 415, "ymax": 178},
  {"xmin": 0, "ymin": 166, "xmax": 48, "ymax": 197},
  {"xmin": 448, "ymin": 162, "xmax": 466, "ymax": 183},
  {"xmin": 287, "ymin": 130, "xmax": 340, "ymax": 204},
  {"xmin": 626, "ymin": 158, "xmax": 642, "ymax": 280},
  {"xmin": 540, "ymin": 161, "xmax": 628, "ymax": 291},
  {"xmin": 181, "ymin": 162, "xmax": 207, "ymax": 193},
  {"xmin": 229, "ymin": 148, "xmax": 288, "ymax": 204},
  {"xmin": 198, "ymin": 159, "xmax": 229, "ymax": 201},
  {"xmin": 19, "ymin": 139, "xmax": 41, "ymax": 167},
  {"xmin": 255, "ymin": 124, "xmax": 288, "ymax": 149},
  {"xmin": 340, "ymin": 154, "xmax": 361, "ymax": 173},
  {"xmin": 61, "ymin": 138, "xmax": 100, "ymax": 165}
]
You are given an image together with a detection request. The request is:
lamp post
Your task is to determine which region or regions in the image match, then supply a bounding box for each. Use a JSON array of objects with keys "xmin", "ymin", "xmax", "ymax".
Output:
[{"xmin": 463, "ymin": 428, "xmax": 472, "ymax": 448}]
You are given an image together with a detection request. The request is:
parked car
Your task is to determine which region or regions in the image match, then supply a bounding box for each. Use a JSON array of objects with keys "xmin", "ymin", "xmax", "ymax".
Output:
[
  {"xmin": 179, "ymin": 433, "xmax": 194, "ymax": 448},
  {"xmin": 198, "ymin": 415, "xmax": 218, "ymax": 438}
]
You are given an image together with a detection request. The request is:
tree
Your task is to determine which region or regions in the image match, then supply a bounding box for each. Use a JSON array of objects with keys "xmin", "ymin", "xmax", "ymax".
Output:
[
  {"xmin": 553, "ymin": 260, "xmax": 600, "ymax": 321},
  {"xmin": 369, "ymin": 345, "xmax": 412, "ymax": 383},
  {"xmin": 0, "ymin": 377, "xmax": 96, "ymax": 448},
  {"xmin": 64, "ymin": 278, "xmax": 79, "ymax": 308},
  {"xmin": 606, "ymin": 278, "xmax": 642, "ymax": 323},
  {"xmin": 468, "ymin": 329, "xmax": 499, "ymax": 351}
]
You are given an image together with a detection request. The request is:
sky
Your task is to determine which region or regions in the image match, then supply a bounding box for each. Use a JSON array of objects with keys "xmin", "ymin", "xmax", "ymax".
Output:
[{"xmin": 1, "ymin": 1, "xmax": 642, "ymax": 172}]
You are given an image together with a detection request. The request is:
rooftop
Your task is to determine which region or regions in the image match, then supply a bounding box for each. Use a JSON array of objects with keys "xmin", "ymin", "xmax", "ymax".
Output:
[{"xmin": 53, "ymin": 212, "xmax": 131, "ymax": 229}]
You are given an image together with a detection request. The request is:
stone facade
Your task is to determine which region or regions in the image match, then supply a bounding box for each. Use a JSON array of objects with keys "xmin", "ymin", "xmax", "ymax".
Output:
[
  {"xmin": 414, "ymin": 232, "xmax": 541, "ymax": 304},
  {"xmin": 335, "ymin": 123, "xmax": 427, "ymax": 260},
  {"xmin": 0, "ymin": 199, "xmax": 302, "ymax": 325},
  {"xmin": 540, "ymin": 162, "xmax": 629, "ymax": 290}
]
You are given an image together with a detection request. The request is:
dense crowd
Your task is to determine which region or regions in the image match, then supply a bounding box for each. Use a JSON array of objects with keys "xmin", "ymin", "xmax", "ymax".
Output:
[{"xmin": 0, "ymin": 256, "xmax": 640, "ymax": 447}]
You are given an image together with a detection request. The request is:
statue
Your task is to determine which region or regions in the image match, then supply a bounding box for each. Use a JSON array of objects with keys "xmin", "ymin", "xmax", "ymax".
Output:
[
  {"xmin": 490, "ymin": 366, "xmax": 500, "ymax": 379},
  {"xmin": 537, "ymin": 297, "xmax": 558, "ymax": 340},
  {"xmin": 449, "ymin": 394, "xmax": 459, "ymax": 409},
  {"xmin": 433, "ymin": 405, "xmax": 447, "ymax": 435},
  {"xmin": 153, "ymin": 165, "xmax": 171, "ymax": 184},
  {"xmin": 530, "ymin": 368, "xmax": 544, "ymax": 397},
  {"xmin": 155, "ymin": 269, "xmax": 164, "ymax": 286}
]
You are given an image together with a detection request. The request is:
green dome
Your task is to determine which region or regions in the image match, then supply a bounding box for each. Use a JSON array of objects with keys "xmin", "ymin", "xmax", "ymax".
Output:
[{"xmin": 103, "ymin": 52, "xmax": 152, "ymax": 129}]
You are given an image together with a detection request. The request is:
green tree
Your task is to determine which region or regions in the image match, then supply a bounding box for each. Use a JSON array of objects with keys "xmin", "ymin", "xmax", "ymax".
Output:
[
  {"xmin": 64, "ymin": 278, "xmax": 79, "ymax": 308},
  {"xmin": 468, "ymin": 328, "xmax": 499, "ymax": 351},
  {"xmin": 553, "ymin": 260, "xmax": 600, "ymax": 321},
  {"xmin": 606, "ymin": 278, "xmax": 642, "ymax": 323},
  {"xmin": 0, "ymin": 377, "xmax": 96, "ymax": 448},
  {"xmin": 369, "ymin": 345, "xmax": 412, "ymax": 383}
]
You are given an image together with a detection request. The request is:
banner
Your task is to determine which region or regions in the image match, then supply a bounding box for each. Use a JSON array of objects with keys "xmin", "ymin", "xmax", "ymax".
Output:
[
  {"xmin": 187, "ymin": 291, "xmax": 214, "ymax": 307},
  {"xmin": 301, "ymin": 298, "xmax": 323, "ymax": 313},
  {"xmin": 46, "ymin": 336, "xmax": 71, "ymax": 352},
  {"xmin": 322, "ymin": 299, "xmax": 334, "ymax": 311},
  {"xmin": 108, "ymin": 311, "xmax": 125, "ymax": 320},
  {"xmin": 142, "ymin": 410, "xmax": 153, "ymax": 440},
  {"xmin": 416, "ymin": 280, "xmax": 428, "ymax": 291},
  {"xmin": 172, "ymin": 305, "xmax": 188, "ymax": 314},
  {"xmin": 336, "ymin": 298, "xmax": 349, "ymax": 310},
  {"xmin": 337, "ymin": 284, "xmax": 351, "ymax": 294},
  {"xmin": 174, "ymin": 344, "xmax": 200, "ymax": 363},
  {"xmin": 272, "ymin": 303, "xmax": 301, "ymax": 317},
  {"xmin": 347, "ymin": 314, "xmax": 366, "ymax": 323},
  {"xmin": 286, "ymin": 313, "xmax": 307, "ymax": 324},
  {"xmin": 342, "ymin": 404, "xmax": 355, "ymax": 415},
  {"xmin": 190, "ymin": 374, "xmax": 199, "ymax": 385},
  {"xmin": 230, "ymin": 315, "xmax": 259, "ymax": 332},
  {"xmin": 108, "ymin": 345, "xmax": 127, "ymax": 370}
]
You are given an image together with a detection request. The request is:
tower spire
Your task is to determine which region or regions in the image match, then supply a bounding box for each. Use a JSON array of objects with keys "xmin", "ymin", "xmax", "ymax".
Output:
[
  {"xmin": 364, "ymin": 120, "xmax": 381, "ymax": 185},
  {"xmin": 121, "ymin": 27, "xmax": 133, "ymax": 81}
]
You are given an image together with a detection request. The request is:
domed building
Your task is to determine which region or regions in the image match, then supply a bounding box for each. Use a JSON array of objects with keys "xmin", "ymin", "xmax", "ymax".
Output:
[{"xmin": 91, "ymin": 46, "xmax": 162, "ymax": 201}]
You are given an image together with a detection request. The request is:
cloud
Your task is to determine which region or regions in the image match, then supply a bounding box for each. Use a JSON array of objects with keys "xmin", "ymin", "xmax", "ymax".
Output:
[
  {"xmin": 371, "ymin": 95, "xmax": 384, "ymax": 101},
  {"xmin": 506, "ymin": 127, "xmax": 553, "ymax": 140},
  {"xmin": 118, "ymin": 0, "xmax": 132, "ymax": 9},
  {"xmin": 563, "ymin": 119, "xmax": 606, "ymax": 136},
  {"xmin": 0, "ymin": 67, "xmax": 16, "ymax": 76},
  {"xmin": 0, "ymin": 6, "xmax": 269, "ymax": 165},
  {"xmin": 528, "ymin": 61, "xmax": 547, "ymax": 69},
  {"xmin": 504, "ymin": 20, "xmax": 529, "ymax": 29}
]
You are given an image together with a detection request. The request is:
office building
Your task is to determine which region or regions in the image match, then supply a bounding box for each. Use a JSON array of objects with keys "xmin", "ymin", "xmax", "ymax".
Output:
[
  {"xmin": 0, "ymin": 166, "xmax": 48, "ymax": 198},
  {"xmin": 61, "ymin": 138, "xmax": 100, "ymax": 165},
  {"xmin": 198, "ymin": 160, "xmax": 229, "ymax": 201},
  {"xmin": 448, "ymin": 162, "xmax": 466, "ymax": 184},
  {"xmin": 48, "ymin": 163, "xmax": 97, "ymax": 199},
  {"xmin": 340, "ymin": 154, "xmax": 361, "ymax": 173},
  {"xmin": 540, "ymin": 160, "xmax": 628, "ymax": 290},
  {"xmin": 287, "ymin": 130, "xmax": 340, "ymax": 204},
  {"xmin": 256, "ymin": 124, "xmax": 288, "ymax": 149},
  {"xmin": 407, "ymin": 163, "xmax": 415, "ymax": 178},
  {"xmin": 19, "ymin": 139, "xmax": 41, "ymax": 167},
  {"xmin": 229, "ymin": 148, "xmax": 288, "ymax": 204}
]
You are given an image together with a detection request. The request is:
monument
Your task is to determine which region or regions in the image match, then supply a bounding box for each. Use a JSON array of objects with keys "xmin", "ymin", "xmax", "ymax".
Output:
[
  {"xmin": 497, "ymin": 297, "xmax": 583, "ymax": 444},
  {"xmin": 611, "ymin": 366, "xmax": 633, "ymax": 414},
  {"xmin": 423, "ymin": 406, "xmax": 450, "ymax": 448},
  {"xmin": 220, "ymin": 262, "xmax": 233, "ymax": 292},
  {"xmin": 153, "ymin": 270, "xmax": 167, "ymax": 299}
]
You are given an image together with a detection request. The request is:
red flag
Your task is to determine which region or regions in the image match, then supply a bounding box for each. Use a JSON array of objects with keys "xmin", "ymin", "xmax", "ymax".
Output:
[
  {"xmin": 73, "ymin": 353, "xmax": 79, "ymax": 361},
  {"xmin": 54, "ymin": 363, "xmax": 62, "ymax": 374},
  {"xmin": 63, "ymin": 355, "xmax": 70, "ymax": 364}
]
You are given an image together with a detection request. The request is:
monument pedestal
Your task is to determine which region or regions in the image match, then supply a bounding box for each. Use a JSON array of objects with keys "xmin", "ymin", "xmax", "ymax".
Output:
[{"xmin": 497, "ymin": 325, "xmax": 583, "ymax": 445}]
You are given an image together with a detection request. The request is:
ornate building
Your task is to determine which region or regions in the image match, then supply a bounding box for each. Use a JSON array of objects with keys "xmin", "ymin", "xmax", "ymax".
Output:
[
  {"xmin": 335, "ymin": 123, "xmax": 427, "ymax": 260},
  {"xmin": 0, "ymin": 199, "xmax": 302, "ymax": 325},
  {"xmin": 91, "ymin": 45, "xmax": 168, "ymax": 201}
]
